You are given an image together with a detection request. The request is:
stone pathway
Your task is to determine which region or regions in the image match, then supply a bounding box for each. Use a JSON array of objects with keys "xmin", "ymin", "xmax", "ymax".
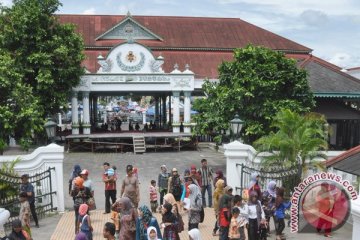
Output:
[{"xmin": 4, "ymin": 147, "xmax": 354, "ymax": 239}]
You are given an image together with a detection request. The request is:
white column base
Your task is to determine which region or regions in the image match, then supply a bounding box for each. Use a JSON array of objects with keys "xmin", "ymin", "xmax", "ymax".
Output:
[
  {"xmin": 72, "ymin": 128, "xmax": 79, "ymax": 135},
  {"xmin": 184, "ymin": 127, "xmax": 191, "ymax": 133},
  {"xmin": 83, "ymin": 127, "xmax": 91, "ymax": 135},
  {"xmin": 173, "ymin": 127, "xmax": 180, "ymax": 133}
]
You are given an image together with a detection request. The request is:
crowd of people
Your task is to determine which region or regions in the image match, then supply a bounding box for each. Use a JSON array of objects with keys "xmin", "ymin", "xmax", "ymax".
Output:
[{"xmin": 3, "ymin": 158, "xmax": 294, "ymax": 240}]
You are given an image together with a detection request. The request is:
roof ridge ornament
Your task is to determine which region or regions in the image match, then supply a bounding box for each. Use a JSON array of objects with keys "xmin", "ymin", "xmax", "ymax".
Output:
[{"xmin": 127, "ymin": 11, "xmax": 132, "ymax": 17}]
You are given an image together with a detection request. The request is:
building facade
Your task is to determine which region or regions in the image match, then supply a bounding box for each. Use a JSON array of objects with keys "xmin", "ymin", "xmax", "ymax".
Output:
[{"xmin": 59, "ymin": 13, "xmax": 360, "ymax": 149}]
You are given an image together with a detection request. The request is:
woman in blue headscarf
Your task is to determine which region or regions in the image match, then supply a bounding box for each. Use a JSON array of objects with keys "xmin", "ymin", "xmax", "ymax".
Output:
[{"xmin": 136, "ymin": 205, "xmax": 162, "ymax": 240}]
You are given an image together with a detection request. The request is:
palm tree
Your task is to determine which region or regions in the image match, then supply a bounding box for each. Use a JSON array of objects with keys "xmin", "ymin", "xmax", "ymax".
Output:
[{"xmin": 254, "ymin": 109, "xmax": 328, "ymax": 180}]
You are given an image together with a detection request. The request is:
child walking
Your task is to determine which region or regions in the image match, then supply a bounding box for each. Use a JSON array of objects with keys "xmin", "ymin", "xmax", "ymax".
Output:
[
  {"xmin": 234, "ymin": 195, "xmax": 248, "ymax": 240},
  {"xmin": 228, "ymin": 207, "xmax": 241, "ymax": 240},
  {"xmin": 77, "ymin": 204, "xmax": 93, "ymax": 240},
  {"xmin": 150, "ymin": 180, "xmax": 159, "ymax": 213},
  {"xmin": 19, "ymin": 192, "xmax": 31, "ymax": 238},
  {"xmin": 274, "ymin": 187, "xmax": 290, "ymax": 240}
]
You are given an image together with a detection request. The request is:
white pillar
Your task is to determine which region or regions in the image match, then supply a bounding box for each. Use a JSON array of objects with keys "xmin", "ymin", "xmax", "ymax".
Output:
[
  {"xmin": 224, "ymin": 141, "xmax": 256, "ymax": 195},
  {"xmin": 142, "ymin": 111, "xmax": 146, "ymax": 125},
  {"xmin": 71, "ymin": 92, "xmax": 79, "ymax": 135},
  {"xmin": 184, "ymin": 91, "xmax": 191, "ymax": 133},
  {"xmin": 58, "ymin": 113, "xmax": 62, "ymax": 126},
  {"xmin": 93, "ymin": 96, "xmax": 98, "ymax": 126},
  {"xmin": 172, "ymin": 91, "xmax": 180, "ymax": 133},
  {"xmin": 82, "ymin": 91, "xmax": 91, "ymax": 134},
  {"xmin": 43, "ymin": 144, "xmax": 65, "ymax": 213}
]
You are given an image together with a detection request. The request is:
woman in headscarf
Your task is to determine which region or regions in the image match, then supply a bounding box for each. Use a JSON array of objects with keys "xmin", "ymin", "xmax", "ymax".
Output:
[
  {"xmin": 71, "ymin": 176, "xmax": 92, "ymax": 234},
  {"xmin": 188, "ymin": 184, "xmax": 202, "ymax": 230},
  {"xmin": 112, "ymin": 197, "xmax": 137, "ymax": 240},
  {"xmin": 163, "ymin": 193, "xmax": 180, "ymax": 215},
  {"xmin": 135, "ymin": 205, "xmax": 162, "ymax": 240},
  {"xmin": 213, "ymin": 170, "xmax": 227, "ymax": 187},
  {"xmin": 248, "ymin": 172, "xmax": 262, "ymax": 199},
  {"xmin": 69, "ymin": 164, "xmax": 81, "ymax": 195},
  {"xmin": 188, "ymin": 228, "xmax": 202, "ymax": 240},
  {"xmin": 161, "ymin": 203, "xmax": 180, "ymax": 240},
  {"xmin": 164, "ymin": 193, "xmax": 184, "ymax": 233},
  {"xmin": 262, "ymin": 180, "xmax": 277, "ymax": 234},
  {"xmin": 212, "ymin": 178, "xmax": 225, "ymax": 236},
  {"xmin": 247, "ymin": 191, "xmax": 266, "ymax": 240},
  {"xmin": 147, "ymin": 226, "xmax": 161, "ymax": 240},
  {"xmin": 76, "ymin": 204, "xmax": 93, "ymax": 240}
]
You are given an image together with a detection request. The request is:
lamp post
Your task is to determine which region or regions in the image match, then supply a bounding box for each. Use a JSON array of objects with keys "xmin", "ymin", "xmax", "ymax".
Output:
[
  {"xmin": 44, "ymin": 117, "xmax": 57, "ymax": 143},
  {"xmin": 230, "ymin": 114, "xmax": 244, "ymax": 141}
]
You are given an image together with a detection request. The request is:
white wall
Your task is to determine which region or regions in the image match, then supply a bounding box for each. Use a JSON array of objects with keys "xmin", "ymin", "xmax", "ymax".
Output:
[{"xmin": 0, "ymin": 144, "xmax": 65, "ymax": 212}]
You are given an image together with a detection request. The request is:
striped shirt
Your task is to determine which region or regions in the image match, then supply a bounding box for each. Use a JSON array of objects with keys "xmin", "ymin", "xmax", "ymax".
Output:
[{"xmin": 198, "ymin": 167, "xmax": 213, "ymax": 186}]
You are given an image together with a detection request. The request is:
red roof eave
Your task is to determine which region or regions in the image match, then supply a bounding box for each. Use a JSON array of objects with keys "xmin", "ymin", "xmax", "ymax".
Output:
[{"xmin": 326, "ymin": 145, "xmax": 360, "ymax": 167}]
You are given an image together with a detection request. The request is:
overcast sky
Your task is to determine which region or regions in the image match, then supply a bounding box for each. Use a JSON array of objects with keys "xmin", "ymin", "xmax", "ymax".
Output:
[{"xmin": 1, "ymin": 0, "xmax": 360, "ymax": 68}]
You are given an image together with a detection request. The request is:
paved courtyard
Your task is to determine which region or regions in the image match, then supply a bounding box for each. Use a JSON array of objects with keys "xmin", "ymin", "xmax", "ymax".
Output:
[{"xmin": 14, "ymin": 147, "xmax": 353, "ymax": 239}]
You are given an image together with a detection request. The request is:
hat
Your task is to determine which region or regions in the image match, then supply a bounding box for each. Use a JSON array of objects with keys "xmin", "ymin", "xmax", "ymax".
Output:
[
  {"xmin": 224, "ymin": 186, "xmax": 233, "ymax": 192},
  {"xmin": 190, "ymin": 164, "xmax": 196, "ymax": 170},
  {"xmin": 107, "ymin": 168, "xmax": 115, "ymax": 176},
  {"xmin": 172, "ymin": 168, "xmax": 178, "ymax": 172},
  {"xmin": 80, "ymin": 169, "xmax": 89, "ymax": 175}
]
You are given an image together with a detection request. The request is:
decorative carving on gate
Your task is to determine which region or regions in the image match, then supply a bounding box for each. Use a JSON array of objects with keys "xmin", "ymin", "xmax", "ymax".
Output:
[{"xmin": 116, "ymin": 52, "xmax": 145, "ymax": 72}]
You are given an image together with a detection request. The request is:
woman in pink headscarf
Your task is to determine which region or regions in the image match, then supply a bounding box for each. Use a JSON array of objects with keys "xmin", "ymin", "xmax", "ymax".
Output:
[{"xmin": 76, "ymin": 204, "xmax": 93, "ymax": 240}]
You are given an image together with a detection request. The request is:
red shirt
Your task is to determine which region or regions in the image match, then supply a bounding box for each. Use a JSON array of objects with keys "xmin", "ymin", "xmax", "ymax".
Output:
[{"xmin": 103, "ymin": 173, "xmax": 117, "ymax": 191}]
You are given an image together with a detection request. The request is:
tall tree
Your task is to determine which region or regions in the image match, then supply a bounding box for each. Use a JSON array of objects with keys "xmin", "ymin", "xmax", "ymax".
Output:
[
  {"xmin": 254, "ymin": 109, "xmax": 328, "ymax": 178},
  {"xmin": 193, "ymin": 44, "xmax": 315, "ymax": 143},
  {"xmin": 0, "ymin": 49, "xmax": 43, "ymax": 153},
  {"xmin": 0, "ymin": 0, "xmax": 85, "ymax": 141}
]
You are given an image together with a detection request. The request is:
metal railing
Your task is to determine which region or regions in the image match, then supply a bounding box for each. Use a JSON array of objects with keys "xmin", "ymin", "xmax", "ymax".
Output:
[
  {"xmin": 0, "ymin": 167, "xmax": 57, "ymax": 231},
  {"xmin": 236, "ymin": 163, "xmax": 300, "ymax": 197}
]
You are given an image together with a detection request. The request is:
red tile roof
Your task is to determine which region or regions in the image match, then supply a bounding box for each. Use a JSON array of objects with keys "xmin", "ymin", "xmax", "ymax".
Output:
[
  {"xmin": 57, "ymin": 14, "xmax": 312, "ymax": 52},
  {"xmin": 326, "ymin": 145, "xmax": 360, "ymax": 175},
  {"xmin": 58, "ymin": 14, "xmax": 313, "ymax": 78},
  {"xmin": 347, "ymin": 66, "xmax": 360, "ymax": 71}
]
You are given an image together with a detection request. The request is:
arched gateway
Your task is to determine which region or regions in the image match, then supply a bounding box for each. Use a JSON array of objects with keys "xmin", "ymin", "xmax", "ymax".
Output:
[{"xmin": 71, "ymin": 40, "xmax": 195, "ymax": 135}]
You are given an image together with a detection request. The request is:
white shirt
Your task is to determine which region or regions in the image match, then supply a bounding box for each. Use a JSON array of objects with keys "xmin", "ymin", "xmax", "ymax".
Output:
[
  {"xmin": 247, "ymin": 200, "xmax": 265, "ymax": 220},
  {"xmin": 237, "ymin": 204, "xmax": 249, "ymax": 224}
]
